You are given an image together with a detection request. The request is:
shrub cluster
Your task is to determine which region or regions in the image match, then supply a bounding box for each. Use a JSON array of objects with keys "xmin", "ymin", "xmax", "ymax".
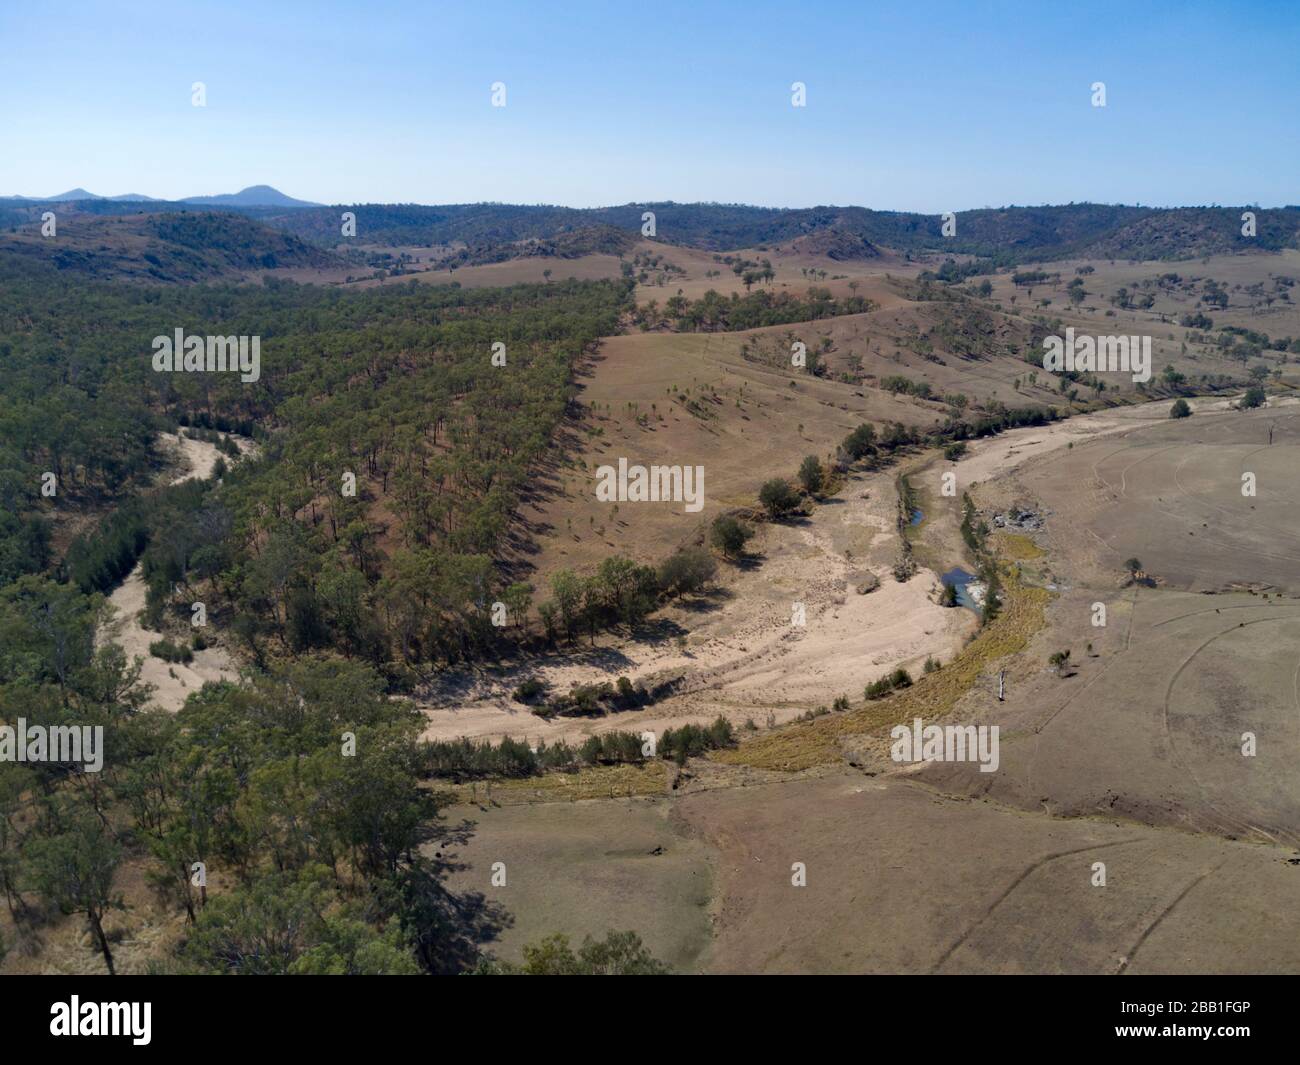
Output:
[{"xmin": 864, "ymin": 668, "xmax": 913, "ymax": 700}]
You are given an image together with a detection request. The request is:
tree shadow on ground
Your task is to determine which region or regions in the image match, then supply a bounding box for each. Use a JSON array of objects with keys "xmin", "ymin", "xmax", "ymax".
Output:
[{"xmin": 404, "ymin": 815, "xmax": 515, "ymax": 975}]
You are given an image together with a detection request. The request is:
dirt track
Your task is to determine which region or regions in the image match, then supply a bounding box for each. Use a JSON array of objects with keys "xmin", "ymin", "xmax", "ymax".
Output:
[
  {"xmin": 679, "ymin": 773, "xmax": 1300, "ymax": 974},
  {"xmin": 442, "ymin": 769, "xmax": 1300, "ymax": 974}
]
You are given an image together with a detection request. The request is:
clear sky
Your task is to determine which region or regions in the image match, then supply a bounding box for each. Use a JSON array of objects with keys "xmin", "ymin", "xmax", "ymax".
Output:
[{"xmin": 2, "ymin": 0, "xmax": 1297, "ymax": 211}]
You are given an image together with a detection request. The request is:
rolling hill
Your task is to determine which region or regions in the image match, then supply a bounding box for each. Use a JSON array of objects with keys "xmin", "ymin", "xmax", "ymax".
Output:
[
  {"xmin": 6, "ymin": 196, "xmax": 1299, "ymax": 265},
  {"xmin": 0, "ymin": 209, "xmax": 345, "ymax": 282}
]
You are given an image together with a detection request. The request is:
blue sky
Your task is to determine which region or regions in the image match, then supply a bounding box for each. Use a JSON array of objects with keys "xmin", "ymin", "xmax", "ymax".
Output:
[{"xmin": 2, "ymin": 0, "xmax": 1297, "ymax": 210}]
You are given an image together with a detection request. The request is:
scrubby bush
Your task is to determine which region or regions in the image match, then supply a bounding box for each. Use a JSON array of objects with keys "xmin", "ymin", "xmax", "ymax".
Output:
[
  {"xmin": 149, "ymin": 638, "xmax": 193, "ymax": 664},
  {"xmin": 657, "ymin": 546, "xmax": 716, "ymax": 596},
  {"xmin": 864, "ymin": 667, "xmax": 913, "ymax": 700},
  {"xmin": 842, "ymin": 423, "xmax": 877, "ymax": 460},
  {"xmin": 1048, "ymin": 650, "xmax": 1073, "ymax": 676},
  {"xmin": 710, "ymin": 514, "xmax": 753, "ymax": 558},
  {"xmin": 759, "ymin": 478, "xmax": 800, "ymax": 518},
  {"xmin": 512, "ymin": 678, "xmax": 547, "ymax": 704},
  {"xmin": 892, "ymin": 556, "xmax": 917, "ymax": 582},
  {"xmin": 797, "ymin": 455, "xmax": 824, "ymax": 494}
]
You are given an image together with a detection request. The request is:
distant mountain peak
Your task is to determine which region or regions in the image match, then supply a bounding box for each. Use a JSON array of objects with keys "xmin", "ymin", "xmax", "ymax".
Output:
[
  {"xmin": 0, "ymin": 185, "xmax": 319, "ymax": 207},
  {"xmin": 47, "ymin": 187, "xmax": 102, "ymax": 201},
  {"xmin": 181, "ymin": 185, "xmax": 322, "ymax": 208}
]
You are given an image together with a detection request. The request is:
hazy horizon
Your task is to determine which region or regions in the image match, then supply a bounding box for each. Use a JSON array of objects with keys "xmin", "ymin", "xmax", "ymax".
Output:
[
  {"xmin": 3, "ymin": 0, "xmax": 1296, "ymax": 212},
  {"xmin": 5, "ymin": 187, "xmax": 1298, "ymax": 213}
]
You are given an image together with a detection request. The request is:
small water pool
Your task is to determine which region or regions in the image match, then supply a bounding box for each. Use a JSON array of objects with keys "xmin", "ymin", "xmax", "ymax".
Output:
[
  {"xmin": 909, "ymin": 508, "xmax": 924, "ymax": 526},
  {"xmin": 940, "ymin": 566, "xmax": 982, "ymax": 613}
]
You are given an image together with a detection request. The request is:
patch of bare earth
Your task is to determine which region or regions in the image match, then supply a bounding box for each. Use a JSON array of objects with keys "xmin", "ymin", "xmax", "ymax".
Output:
[{"xmin": 96, "ymin": 432, "xmax": 253, "ymax": 713}]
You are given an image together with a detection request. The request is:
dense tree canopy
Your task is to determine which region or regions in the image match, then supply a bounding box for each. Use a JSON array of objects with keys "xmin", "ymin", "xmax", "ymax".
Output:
[{"xmin": 0, "ymin": 261, "xmax": 633, "ymax": 672}]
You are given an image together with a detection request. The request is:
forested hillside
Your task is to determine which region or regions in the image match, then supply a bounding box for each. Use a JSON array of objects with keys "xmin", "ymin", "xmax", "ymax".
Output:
[
  {"xmin": 0, "ymin": 210, "xmax": 344, "ymax": 282},
  {"xmin": 443, "ymin": 224, "xmax": 635, "ymax": 269},
  {"xmin": 0, "ymin": 261, "xmax": 632, "ymax": 675},
  {"xmin": 0, "ymin": 251, "xmax": 648, "ymax": 974},
  {"xmin": 267, "ymin": 201, "xmax": 1300, "ymax": 262},
  {"xmin": 9, "ymin": 199, "xmax": 1299, "ymax": 265}
]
